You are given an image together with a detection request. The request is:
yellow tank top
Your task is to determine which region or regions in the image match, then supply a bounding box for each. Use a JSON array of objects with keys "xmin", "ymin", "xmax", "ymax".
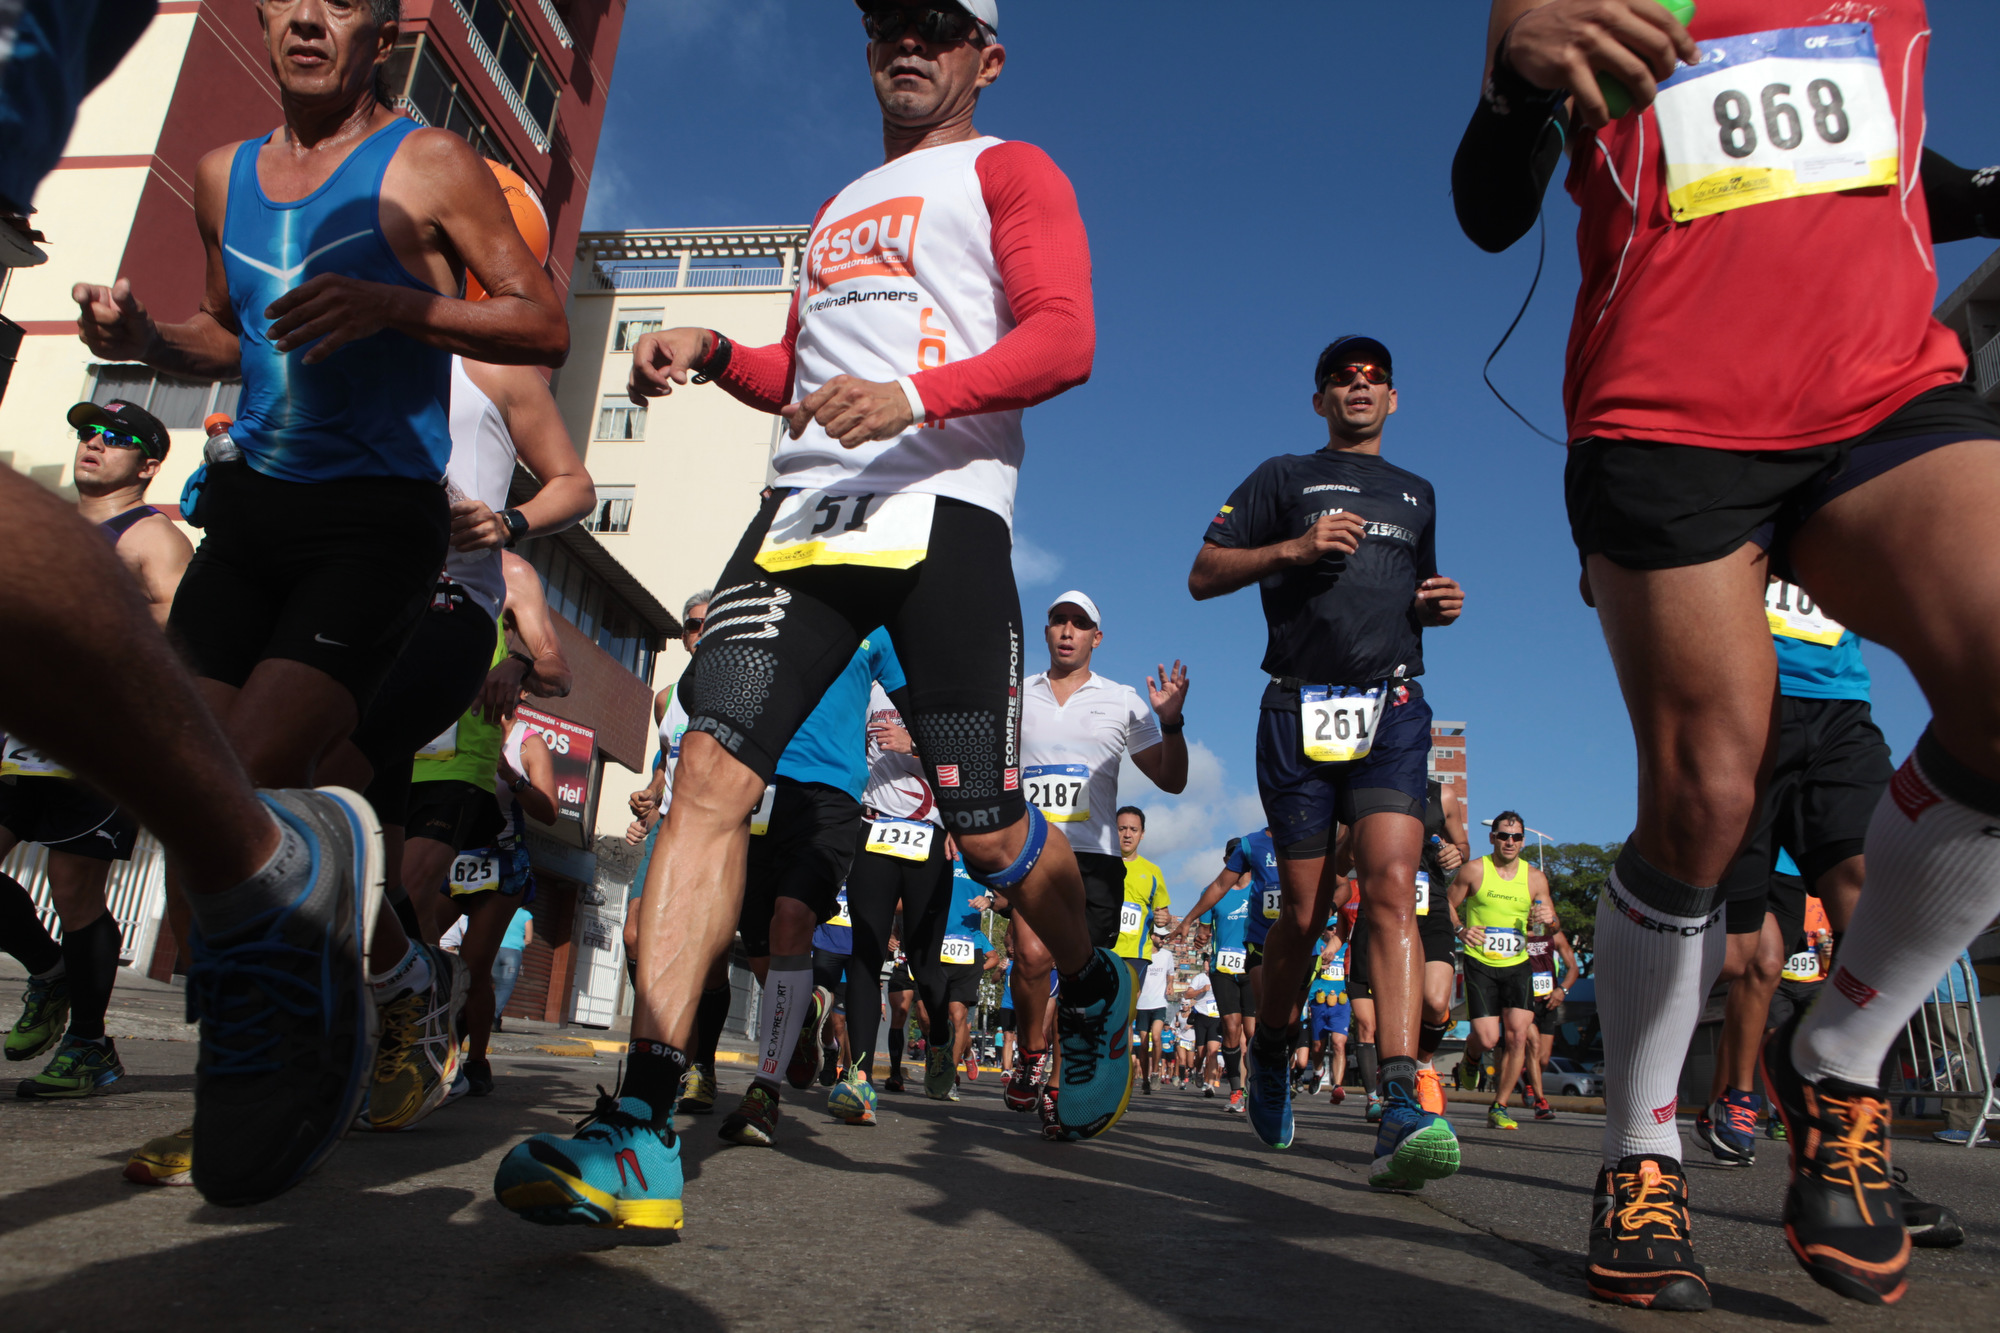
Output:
[{"xmin": 1465, "ymin": 855, "xmax": 1532, "ymax": 968}]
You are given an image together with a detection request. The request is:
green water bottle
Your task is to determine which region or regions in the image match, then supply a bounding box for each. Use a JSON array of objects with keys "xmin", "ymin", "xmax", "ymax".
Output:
[{"xmin": 1598, "ymin": 0, "xmax": 1696, "ymax": 118}]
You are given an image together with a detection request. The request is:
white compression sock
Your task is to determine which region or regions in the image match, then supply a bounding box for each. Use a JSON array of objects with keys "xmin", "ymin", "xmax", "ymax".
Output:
[
  {"xmin": 368, "ymin": 941, "xmax": 431, "ymax": 1000},
  {"xmin": 1794, "ymin": 734, "xmax": 2000, "ymax": 1086},
  {"xmin": 754, "ymin": 955, "xmax": 814, "ymax": 1089},
  {"xmin": 1594, "ymin": 848, "xmax": 1726, "ymax": 1166}
]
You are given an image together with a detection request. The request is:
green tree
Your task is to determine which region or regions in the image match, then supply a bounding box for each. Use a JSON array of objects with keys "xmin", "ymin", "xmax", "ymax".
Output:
[{"xmin": 1536, "ymin": 840, "xmax": 1623, "ymax": 953}]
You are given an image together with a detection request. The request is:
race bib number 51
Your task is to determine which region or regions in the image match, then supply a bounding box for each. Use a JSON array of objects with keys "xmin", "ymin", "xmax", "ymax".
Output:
[
  {"xmin": 1300, "ymin": 685, "xmax": 1382, "ymax": 764},
  {"xmin": 755, "ymin": 490, "xmax": 935, "ymax": 573},
  {"xmin": 1655, "ymin": 24, "xmax": 1898, "ymax": 222}
]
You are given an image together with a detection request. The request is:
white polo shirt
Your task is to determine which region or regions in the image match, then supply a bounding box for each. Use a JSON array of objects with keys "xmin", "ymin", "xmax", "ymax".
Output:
[{"xmin": 1019, "ymin": 669, "xmax": 1163, "ymax": 857}]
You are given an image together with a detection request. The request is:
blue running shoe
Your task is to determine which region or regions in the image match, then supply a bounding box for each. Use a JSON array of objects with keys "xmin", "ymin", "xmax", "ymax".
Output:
[
  {"xmin": 1370, "ymin": 1081, "xmax": 1461, "ymax": 1190},
  {"xmin": 1696, "ymin": 1088, "xmax": 1760, "ymax": 1166},
  {"xmin": 495, "ymin": 1090, "xmax": 684, "ymax": 1229},
  {"xmin": 186, "ymin": 788, "xmax": 383, "ymax": 1207},
  {"xmin": 1053, "ymin": 947, "xmax": 1135, "ymax": 1141},
  {"xmin": 1245, "ymin": 1039, "xmax": 1294, "ymax": 1149}
]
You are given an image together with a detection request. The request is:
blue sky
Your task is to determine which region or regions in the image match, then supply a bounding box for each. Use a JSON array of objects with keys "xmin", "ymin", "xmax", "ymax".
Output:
[{"xmin": 584, "ymin": 1, "xmax": 2000, "ymax": 907}]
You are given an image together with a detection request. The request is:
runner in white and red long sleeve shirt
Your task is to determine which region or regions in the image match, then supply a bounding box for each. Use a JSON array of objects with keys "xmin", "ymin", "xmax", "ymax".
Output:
[{"xmin": 493, "ymin": 0, "xmax": 1137, "ymax": 1237}]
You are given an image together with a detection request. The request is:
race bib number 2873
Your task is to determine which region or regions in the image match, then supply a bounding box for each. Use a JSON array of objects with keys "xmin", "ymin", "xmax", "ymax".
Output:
[{"xmin": 1654, "ymin": 24, "xmax": 1898, "ymax": 222}]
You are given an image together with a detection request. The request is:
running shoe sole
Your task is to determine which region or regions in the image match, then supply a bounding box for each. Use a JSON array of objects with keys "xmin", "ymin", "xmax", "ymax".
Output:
[{"xmin": 1371, "ymin": 1120, "xmax": 1461, "ymax": 1190}]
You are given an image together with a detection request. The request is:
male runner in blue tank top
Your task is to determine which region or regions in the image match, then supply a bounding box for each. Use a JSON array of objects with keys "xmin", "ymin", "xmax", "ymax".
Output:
[{"xmin": 67, "ymin": 0, "xmax": 566, "ymax": 1195}]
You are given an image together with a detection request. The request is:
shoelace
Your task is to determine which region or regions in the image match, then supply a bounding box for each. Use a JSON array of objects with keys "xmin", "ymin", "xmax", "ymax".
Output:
[
  {"xmin": 185, "ymin": 934, "xmax": 330, "ymax": 1077},
  {"xmin": 18, "ymin": 978, "xmax": 62, "ymax": 1026},
  {"xmin": 1613, "ymin": 1168, "xmax": 1687, "ymax": 1241},
  {"xmin": 1817, "ymin": 1090, "xmax": 1892, "ymax": 1207},
  {"xmin": 373, "ymin": 990, "xmax": 424, "ymax": 1078},
  {"xmin": 1723, "ymin": 1097, "xmax": 1760, "ymax": 1137}
]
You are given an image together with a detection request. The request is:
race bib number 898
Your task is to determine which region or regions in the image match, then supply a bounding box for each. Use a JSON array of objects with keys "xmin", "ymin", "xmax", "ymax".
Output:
[{"xmin": 1654, "ymin": 24, "xmax": 1898, "ymax": 222}]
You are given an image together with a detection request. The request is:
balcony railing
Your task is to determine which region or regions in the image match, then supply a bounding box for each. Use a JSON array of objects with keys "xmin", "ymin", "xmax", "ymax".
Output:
[
  {"xmin": 536, "ymin": 0, "xmax": 574, "ymax": 48},
  {"xmin": 574, "ymin": 226, "xmax": 808, "ymax": 295},
  {"xmin": 1975, "ymin": 333, "xmax": 2000, "ymax": 401},
  {"xmin": 447, "ymin": 0, "xmax": 552, "ymax": 153}
]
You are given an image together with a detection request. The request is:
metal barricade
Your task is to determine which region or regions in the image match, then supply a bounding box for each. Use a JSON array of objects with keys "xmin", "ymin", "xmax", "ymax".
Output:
[
  {"xmin": 0, "ymin": 831, "xmax": 167, "ymax": 973},
  {"xmin": 1886, "ymin": 954, "xmax": 1997, "ymax": 1147}
]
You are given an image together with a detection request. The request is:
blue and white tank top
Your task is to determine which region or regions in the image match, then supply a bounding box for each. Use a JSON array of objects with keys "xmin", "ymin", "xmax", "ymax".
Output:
[{"xmin": 221, "ymin": 118, "xmax": 450, "ymax": 483}]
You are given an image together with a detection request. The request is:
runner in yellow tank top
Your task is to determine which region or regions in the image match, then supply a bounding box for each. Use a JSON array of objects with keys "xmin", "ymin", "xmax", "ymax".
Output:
[{"xmin": 1447, "ymin": 812, "xmax": 1556, "ymax": 1129}]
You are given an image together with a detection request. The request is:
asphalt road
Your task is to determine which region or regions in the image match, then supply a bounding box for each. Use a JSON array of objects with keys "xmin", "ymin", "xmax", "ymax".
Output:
[{"xmin": 1, "ymin": 1031, "xmax": 1994, "ymax": 1332}]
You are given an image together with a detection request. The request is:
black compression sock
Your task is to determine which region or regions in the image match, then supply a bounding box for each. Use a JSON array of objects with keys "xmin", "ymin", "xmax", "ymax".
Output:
[
  {"xmin": 387, "ymin": 886, "xmax": 422, "ymax": 943},
  {"xmin": 0, "ymin": 873, "xmax": 62, "ymax": 975},
  {"xmin": 1252, "ymin": 1025, "xmax": 1291, "ymax": 1065},
  {"xmin": 693, "ymin": 983, "xmax": 731, "ymax": 1069},
  {"xmin": 1358, "ymin": 1042, "xmax": 1379, "ymax": 1095},
  {"xmin": 1221, "ymin": 1044, "xmax": 1242, "ymax": 1090},
  {"xmin": 888, "ymin": 1024, "xmax": 905, "ymax": 1077},
  {"xmin": 621, "ymin": 1040, "xmax": 689, "ymax": 1124},
  {"xmin": 59, "ymin": 912, "xmax": 121, "ymax": 1041},
  {"xmin": 1061, "ymin": 948, "xmax": 1117, "ymax": 1006},
  {"xmin": 1418, "ymin": 1022, "xmax": 1447, "ymax": 1061},
  {"xmin": 1381, "ymin": 1054, "xmax": 1419, "ymax": 1101}
]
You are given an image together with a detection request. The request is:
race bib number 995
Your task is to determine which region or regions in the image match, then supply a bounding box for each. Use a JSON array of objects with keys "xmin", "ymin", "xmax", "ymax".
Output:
[{"xmin": 1654, "ymin": 24, "xmax": 1898, "ymax": 222}]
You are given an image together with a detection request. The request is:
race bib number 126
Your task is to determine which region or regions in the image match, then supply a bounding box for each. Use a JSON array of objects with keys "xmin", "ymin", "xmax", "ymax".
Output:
[{"xmin": 1654, "ymin": 24, "xmax": 1898, "ymax": 222}]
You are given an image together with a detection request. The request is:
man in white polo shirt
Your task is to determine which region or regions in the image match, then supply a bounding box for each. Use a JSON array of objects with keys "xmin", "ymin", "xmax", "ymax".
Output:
[{"xmin": 1002, "ymin": 590, "xmax": 1188, "ymax": 1115}]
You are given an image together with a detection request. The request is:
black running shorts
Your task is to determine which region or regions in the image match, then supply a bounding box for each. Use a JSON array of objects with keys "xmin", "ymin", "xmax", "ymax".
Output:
[
  {"xmin": 406, "ymin": 778, "xmax": 505, "ymax": 855},
  {"xmin": 886, "ymin": 960, "xmax": 917, "ymax": 993},
  {"xmin": 1209, "ymin": 967, "xmax": 1252, "ymax": 1017},
  {"xmin": 1074, "ymin": 850, "xmax": 1126, "ymax": 950},
  {"xmin": 1191, "ymin": 1011, "xmax": 1221, "ymax": 1048},
  {"xmin": 738, "ymin": 778, "xmax": 864, "ymax": 958},
  {"xmin": 812, "ymin": 948, "xmax": 850, "ymax": 995},
  {"xmin": 1462, "ymin": 953, "xmax": 1534, "ymax": 1019},
  {"xmin": 1531, "ymin": 994, "xmax": 1563, "ymax": 1036},
  {"xmin": 1722, "ymin": 696, "xmax": 1891, "ymax": 932},
  {"xmin": 351, "ymin": 587, "xmax": 497, "ymax": 827},
  {"xmin": 1566, "ymin": 383, "xmax": 2000, "ymax": 572},
  {"xmin": 995, "ymin": 1005, "xmax": 1016, "ymax": 1032},
  {"xmin": 0, "ymin": 776, "xmax": 136, "ymax": 860},
  {"xmin": 941, "ymin": 958, "xmax": 982, "ymax": 1007},
  {"xmin": 169, "ymin": 462, "xmax": 449, "ymax": 712},
  {"xmin": 1346, "ymin": 901, "xmax": 1458, "ymax": 994},
  {"xmin": 685, "ymin": 493, "xmax": 1026, "ymax": 836}
]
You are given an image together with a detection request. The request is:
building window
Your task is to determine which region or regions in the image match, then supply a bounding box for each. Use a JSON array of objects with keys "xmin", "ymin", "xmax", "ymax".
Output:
[
  {"xmin": 581, "ymin": 485, "xmax": 633, "ymax": 534},
  {"xmin": 519, "ymin": 538, "xmax": 659, "ymax": 683},
  {"xmin": 86, "ymin": 365, "xmax": 242, "ymax": 429},
  {"xmin": 613, "ymin": 310, "xmax": 664, "ymax": 352},
  {"xmin": 383, "ymin": 35, "xmax": 515, "ymax": 169},
  {"xmin": 459, "ymin": 0, "xmax": 562, "ymax": 142},
  {"xmin": 596, "ymin": 397, "xmax": 646, "ymax": 441}
]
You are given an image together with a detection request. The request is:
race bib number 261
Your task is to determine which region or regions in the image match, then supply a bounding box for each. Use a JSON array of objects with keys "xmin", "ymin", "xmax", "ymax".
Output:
[
  {"xmin": 1300, "ymin": 685, "xmax": 1382, "ymax": 764},
  {"xmin": 1654, "ymin": 24, "xmax": 1898, "ymax": 222}
]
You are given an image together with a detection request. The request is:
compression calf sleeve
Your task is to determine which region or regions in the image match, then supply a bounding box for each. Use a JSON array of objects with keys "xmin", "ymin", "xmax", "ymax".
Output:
[
  {"xmin": 1594, "ymin": 847, "xmax": 1725, "ymax": 1166},
  {"xmin": 621, "ymin": 1038, "xmax": 688, "ymax": 1124},
  {"xmin": 1221, "ymin": 1044, "xmax": 1242, "ymax": 1092},
  {"xmin": 1920, "ymin": 148, "xmax": 2000, "ymax": 243},
  {"xmin": 58, "ymin": 911, "xmax": 120, "ymax": 1041},
  {"xmin": 0, "ymin": 872, "xmax": 62, "ymax": 975},
  {"xmin": 694, "ymin": 982, "xmax": 731, "ymax": 1069},
  {"xmin": 1418, "ymin": 1021, "xmax": 1448, "ymax": 1063},
  {"xmin": 1358, "ymin": 1042, "xmax": 1378, "ymax": 1094},
  {"xmin": 1794, "ymin": 734, "xmax": 2000, "ymax": 1086},
  {"xmin": 753, "ymin": 955, "xmax": 814, "ymax": 1089},
  {"xmin": 888, "ymin": 1021, "xmax": 905, "ymax": 1078},
  {"xmin": 1451, "ymin": 46, "xmax": 1569, "ymax": 253}
]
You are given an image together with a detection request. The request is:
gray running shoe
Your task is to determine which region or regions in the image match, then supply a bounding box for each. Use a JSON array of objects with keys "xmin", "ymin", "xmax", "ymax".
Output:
[{"xmin": 187, "ymin": 788, "xmax": 383, "ymax": 1206}]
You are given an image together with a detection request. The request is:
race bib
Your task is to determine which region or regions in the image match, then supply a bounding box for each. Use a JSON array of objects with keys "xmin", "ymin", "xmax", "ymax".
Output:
[
  {"xmin": 1300, "ymin": 685, "xmax": 1382, "ymax": 764},
  {"xmin": 755, "ymin": 489, "xmax": 934, "ymax": 573},
  {"xmin": 749, "ymin": 783, "xmax": 775, "ymax": 836},
  {"xmin": 1260, "ymin": 887, "xmax": 1281, "ymax": 921},
  {"xmin": 1414, "ymin": 870, "xmax": 1431, "ymax": 917},
  {"xmin": 1216, "ymin": 948, "xmax": 1246, "ymax": 974},
  {"xmin": 1023, "ymin": 763, "xmax": 1089, "ymax": 823},
  {"xmin": 1482, "ymin": 927, "xmax": 1524, "ymax": 960},
  {"xmin": 1784, "ymin": 949, "xmax": 1823, "ymax": 983},
  {"xmin": 1120, "ymin": 901, "xmax": 1145, "ymax": 935},
  {"xmin": 1328, "ymin": 961, "xmax": 1345, "ymax": 983},
  {"xmin": 417, "ymin": 721, "xmax": 459, "ymax": 760},
  {"xmin": 0, "ymin": 735, "xmax": 74, "ymax": 780},
  {"xmin": 1654, "ymin": 24, "xmax": 1899, "ymax": 222},
  {"xmin": 940, "ymin": 936, "xmax": 976, "ymax": 965},
  {"xmin": 1532, "ymin": 971, "xmax": 1555, "ymax": 998},
  {"xmin": 865, "ymin": 818, "xmax": 934, "ymax": 862},
  {"xmin": 827, "ymin": 891, "xmax": 851, "ymax": 929},
  {"xmin": 1765, "ymin": 579, "xmax": 1845, "ymax": 646},
  {"xmin": 448, "ymin": 853, "xmax": 498, "ymax": 895}
]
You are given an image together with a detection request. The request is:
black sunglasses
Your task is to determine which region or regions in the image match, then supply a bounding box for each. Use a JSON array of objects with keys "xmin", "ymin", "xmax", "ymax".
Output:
[
  {"xmin": 683, "ymin": 617, "xmax": 704, "ymax": 635},
  {"xmin": 1321, "ymin": 363, "xmax": 1391, "ymax": 390},
  {"xmin": 1048, "ymin": 612, "xmax": 1097, "ymax": 631},
  {"xmin": 1493, "ymin": 830, "xmax": 1525, "ymax": 841},
  {"xmin": 78, "ymin": 424, "xmax": 149, "ymax": 452},
  {"xmin": 863, "ymin": 5, "xmax": 988, "ymax": 45}
]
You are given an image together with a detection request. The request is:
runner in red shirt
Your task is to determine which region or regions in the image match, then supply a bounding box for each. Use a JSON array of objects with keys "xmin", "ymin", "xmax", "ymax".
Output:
[{"xmin": 1455, "ymin": 0, "xmax": 2000, "ymax": 1311}]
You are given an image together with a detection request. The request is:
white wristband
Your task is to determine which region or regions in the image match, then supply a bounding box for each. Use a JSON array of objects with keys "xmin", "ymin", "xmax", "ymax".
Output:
[{"xmin": 896, "ymin": 374, "xmax": 927, "ymax": 426}]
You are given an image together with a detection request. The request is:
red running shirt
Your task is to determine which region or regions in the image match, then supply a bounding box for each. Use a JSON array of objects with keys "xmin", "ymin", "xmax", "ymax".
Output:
[{"xmin": 1562, "ymin": 0, "xmax": 1965, "ymax": 450}]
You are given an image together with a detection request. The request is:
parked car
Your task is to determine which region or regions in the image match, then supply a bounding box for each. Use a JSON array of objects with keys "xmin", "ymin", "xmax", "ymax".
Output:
[{"xmin": 1544, "ymin": 1057, "xmax": 1599, "ymax": 1097}]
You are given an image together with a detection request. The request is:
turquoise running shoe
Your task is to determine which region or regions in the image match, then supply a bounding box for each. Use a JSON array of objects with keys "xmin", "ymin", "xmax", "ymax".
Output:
[
  {"xmin": 828, "ymin": 1070, "xmax": 878, "ymax": 1125},
  {"xmin": 1370, "ymin": 1081, "xmax": 1461, "ymax": 1190},
  {"xmin": 1245, "ymin": 1038, "xmax": 1295, "ymax": 1149},
  {"xmin": 5, "ymin": 972, "xmax": 69, "ymax": 1063},
  {"xmin": 495, "ymin": 1091, "xmax": 683, "ymax": 1230},
  {"xmin": 1053, "ymin": 947, "xmax": 1135, "ymax": 1141},
  {"xmin": 17, "ymin": 1035, "xmax": 123, "ymax": 1098}
]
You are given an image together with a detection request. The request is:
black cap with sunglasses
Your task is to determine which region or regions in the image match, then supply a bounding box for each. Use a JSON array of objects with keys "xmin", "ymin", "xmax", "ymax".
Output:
[
  {"xmin": 855, "ymin": 1, "xmax": 997, "ymax": 45},
  {"xmin": 1314, "ymin": 335, "xmax": 1393, "ymax": 391},
  {"xmin": 68, "ymin": 399, "xmax": 170, "ymax": 462}
]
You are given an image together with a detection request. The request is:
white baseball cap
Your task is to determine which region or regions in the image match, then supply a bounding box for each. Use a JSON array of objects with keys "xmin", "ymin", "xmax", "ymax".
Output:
[
  {"xmin": 854, "ymin": 1, "xmax": 999, "ymax": 36},
  {"xmin": 1048, "ymin": 591, "xmax": 1102, "ymax": 628}
]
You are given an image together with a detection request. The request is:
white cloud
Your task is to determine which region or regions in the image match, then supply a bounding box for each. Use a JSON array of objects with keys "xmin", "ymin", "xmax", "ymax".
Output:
[
  {"xmin": 1011, "ymin": 534, "xmax": 1064, "ymax": 588},
  {"xmin": 1116, "ymin": 742, "xmax": 1265, "ymax": 913}
]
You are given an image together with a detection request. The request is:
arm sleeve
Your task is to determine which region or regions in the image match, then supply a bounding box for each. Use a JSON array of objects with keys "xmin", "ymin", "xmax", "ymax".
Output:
[
  {"xmin": 905, "ymin": 142, "xmax": 1095, "ymax": 420},
  {"xmin": 1451, "ymin": 56, "xmax": 1570, "ymax": 254},
  {"xmin": 709, "ymin": 198, "xmax": 832, "ymax": 412},
  {"xmin": 1921, "ymin": 148, "xmax": 2000, "ymax": 244}
]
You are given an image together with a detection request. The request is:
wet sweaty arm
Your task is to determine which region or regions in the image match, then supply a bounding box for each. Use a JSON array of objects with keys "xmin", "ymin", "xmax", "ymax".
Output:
[
  {"xmin": 73, "ymin": 147, "xmax": 242, "ymax": 378},
  {"xmin": 1921, "ymin": 148, "xmax": 2000, "ymax": 243},
  {"xmin": 501, "ymin": 552, "xmax": 571, "ymax": 699}
]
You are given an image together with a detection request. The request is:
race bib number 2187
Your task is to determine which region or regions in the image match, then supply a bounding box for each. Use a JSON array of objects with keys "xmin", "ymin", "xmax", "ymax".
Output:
[{"xmin": 1654, "ymin": 24, "xmax": 1898, "ymax": 222}]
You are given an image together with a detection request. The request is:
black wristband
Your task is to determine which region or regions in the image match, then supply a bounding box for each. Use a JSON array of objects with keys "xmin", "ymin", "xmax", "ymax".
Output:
[
  {"xmin": 500, "ymin": 507, "xmax": 530, "ymax": 547},
  {"xmin": 692, "ymin": 331, "xmax": 733, "ymax": 383},
  {"xmin": 1161, "ymin": 718, "xmax": 1185, "ymax": 735},
  {"xmin": 508, "ymin": 650, "xmax": 536, "ymax": 674}
]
